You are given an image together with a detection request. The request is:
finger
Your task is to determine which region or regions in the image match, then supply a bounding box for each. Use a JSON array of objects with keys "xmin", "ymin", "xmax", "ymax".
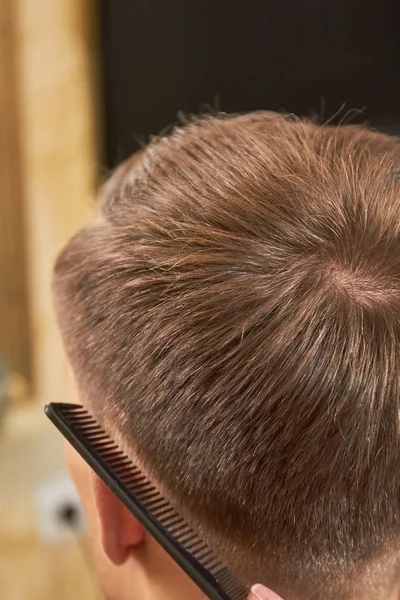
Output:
[{"xmin": 249, "ymin": 583, "xmax": 285, "ymax": 600}]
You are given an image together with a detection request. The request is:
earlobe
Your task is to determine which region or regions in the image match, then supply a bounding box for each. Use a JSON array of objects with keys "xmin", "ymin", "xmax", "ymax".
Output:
[{"xmin": 92, "ymin": 474, "xmax": 146, "ymax": 565}]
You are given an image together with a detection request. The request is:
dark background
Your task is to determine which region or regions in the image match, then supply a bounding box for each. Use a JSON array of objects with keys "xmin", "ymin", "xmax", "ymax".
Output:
[{"xmin": 100, "ymin": 0, "xmax": 400, "ymax": 167}]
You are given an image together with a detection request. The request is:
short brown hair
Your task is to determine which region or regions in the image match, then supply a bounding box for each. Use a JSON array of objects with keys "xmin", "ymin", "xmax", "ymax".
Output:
[{"xmin": 53, "ymin": 113, "xmax": 400, "ymax": 599}]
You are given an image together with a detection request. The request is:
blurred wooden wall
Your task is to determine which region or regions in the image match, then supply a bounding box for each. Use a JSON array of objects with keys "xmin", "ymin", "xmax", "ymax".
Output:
[
  {"xmin": 0, "ymin": 1, "xmax": 31, "ymax": 382},
  {"xmin": 1, "ymin": 0, "xmax": 100, "ymax": 402}
]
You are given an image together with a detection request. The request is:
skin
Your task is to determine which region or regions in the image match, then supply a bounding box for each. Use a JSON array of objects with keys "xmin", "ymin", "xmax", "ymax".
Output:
[{"xmin": 66, "ymin": 376, "xmax": 283, "ymax": 600}]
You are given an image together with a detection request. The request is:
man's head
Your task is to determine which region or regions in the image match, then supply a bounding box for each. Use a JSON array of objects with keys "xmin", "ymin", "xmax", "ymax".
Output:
[{"xmin": 54, "ymin": 113, "xmax": 400, "ymax": 600}]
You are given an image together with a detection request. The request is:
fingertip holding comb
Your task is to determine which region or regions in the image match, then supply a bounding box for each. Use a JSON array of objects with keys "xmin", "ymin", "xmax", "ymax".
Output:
[{"xmin": 44, "ymin": 403, "xmax": 248, "ymax": 600}]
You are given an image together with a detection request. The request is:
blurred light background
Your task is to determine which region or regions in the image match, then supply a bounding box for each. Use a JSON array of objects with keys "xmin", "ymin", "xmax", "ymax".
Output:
[
  {"xmin": 0, "ymin": 1, "xmax": 99, "ymax": 598},
  {"xmin": 1, "ymin": 0, "xmax": 400, "ymax": 598}
]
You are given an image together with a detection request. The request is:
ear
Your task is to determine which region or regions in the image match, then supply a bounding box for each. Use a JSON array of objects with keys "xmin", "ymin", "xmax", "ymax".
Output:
[{"xmin": 92, "ymin": 474, "xmax": 146, "ymax": 565}]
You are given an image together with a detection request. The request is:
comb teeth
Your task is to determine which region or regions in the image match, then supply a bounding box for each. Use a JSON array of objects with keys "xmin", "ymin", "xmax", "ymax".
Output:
[
  {"xmin": 186, "ymin": 539, "xmax": 206, "ymax": 552},
  {"xmin": 45, "ymin": 403, "xmax": 248, "ymax": 600},
  {"xmin": 177, "ymin": 530, "xmax": 198, "ymax": 542},
  {"xmin": 152, "ymin": 505, "xmax": 175, "ymax": 518}
]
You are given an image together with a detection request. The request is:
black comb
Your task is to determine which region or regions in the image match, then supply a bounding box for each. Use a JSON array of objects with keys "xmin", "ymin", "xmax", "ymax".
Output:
[{"xmin": 45, "ymin": 403, "xmax": 248, "ymax": 600}]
